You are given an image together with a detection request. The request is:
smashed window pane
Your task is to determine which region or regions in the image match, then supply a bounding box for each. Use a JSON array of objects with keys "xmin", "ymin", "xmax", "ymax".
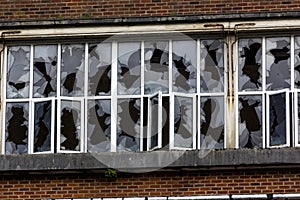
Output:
[
  {"xmin": 117, "ymin": 98, "xmax": 141, "ymax": 151},
  {"xmin": 144, "ymin": 41, "xmax": 169, "ymax": 94},
  {"xmin": 174, "ymin": 96, "xmax": 194, "ymax": 148},
  {"xmin": 298, "ymin": 93, "xmax": 300, "ymax": 144},
  {"xmin": 238, "ymin": 38, "xmax": 262, "ymax": 91},
  {"xmin": 238, "ymin": 95, "xmax": 262, "ymax": 148},
  {"xmin": 7, "ymin": 46, "xmax": 30, "ymax": 99},
  {"xmin": 295, "ymin": 37, "xmax": 300, "ymax": 88},
  {"xmin": 87, "ymin": 99, "xmax": 111, "ymax": 152},
  {"xmin": 88, "ymin": 43, "xmax": 111, "ymax": 96},
  {"xmin": 34, "ymin": 101, "xmax": 52, "ymax": 152},
  {"xmin": 33, "ymin": 45, "xmax": 57, "ymax": 97},
  {"xmin": 118, "ymin": 43, "xmax": 141, "ymax": 95},
  {"xmin": 200, "ymin": 96, "xmax": 224, "ymax": 149},
  {"xmin": 200, "ymin": 39, "xmax": 225, "ymax": 93},
  {"xmin": 266, "ymin": 37, "xmax": 291, "ymax": 90},
  {"xmin": 148, "ymin": 93, "xmax": 160, "ymax": 150},
  {"xmin": 60, "ymin": 100, "xmax": 81, "ymax": 151},
  {"xmin": 61, "ymin": 44, "xmax": 85, "ymax": 96},
  {"xmin": 5, "ymin": 102, "xmax": 29, "ymax": 154},
  {"xmin": 269, "ymin": 92, "xmax": 287, "ymax": 146},
  {"xmin": 172, "ymin": 40, "xmax": 197, "ymax": 93}
]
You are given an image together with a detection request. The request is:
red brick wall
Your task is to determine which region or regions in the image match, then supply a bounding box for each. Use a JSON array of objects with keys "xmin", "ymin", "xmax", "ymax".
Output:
[
  {"xmin": 0, "ymin": 0, "xmax": 299, "ymax": 21},
  {"xmin": 0, "ymin": 169, "xmax": 299, "ymax": 200}
]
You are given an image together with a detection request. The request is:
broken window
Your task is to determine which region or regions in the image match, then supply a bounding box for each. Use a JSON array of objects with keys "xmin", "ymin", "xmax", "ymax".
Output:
[
  {"xmin": 33, "ymin": 45, "xmax": 58, "ymax": 97},
  {"xmin": 88, "ymin": 43, "xmax": 112, "ymax": 96},
  {"xmin": 172, "ymin": 40, "xmax": 197, "ymax": 93},
  {"xmin": 6, "ymin": 46, "xmax": 30, "ymax": 99},
  {"xmin": 5, "ymin": 102, "xmax": 29, "ymax": 154},
  {"xmin": 117, "ymin": 98, "xmax": 141, "ymax": 151},
  {"xmin": 200, "ymin": 96, "xmax": 225, "ymax": 149},
  {"xmin": 171, "ymin": 93, "xmax": 196, "ymax": 149},
  {"xmin": 87, "ymin": 99, "xmax": 111, "ymax": 152},
  {"xmin": 61, "ymin": 44, "xmax": 85, "ymax": 96}
]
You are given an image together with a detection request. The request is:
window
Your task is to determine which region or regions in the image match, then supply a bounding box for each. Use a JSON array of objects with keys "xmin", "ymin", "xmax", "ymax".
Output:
[{"xmin": 2, "ymin": 35, "xmax": 227, "ymax": 154}]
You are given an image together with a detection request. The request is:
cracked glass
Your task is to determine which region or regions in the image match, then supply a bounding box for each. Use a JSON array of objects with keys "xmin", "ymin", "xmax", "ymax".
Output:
[
  {"xmin": 33, "ymin": 45, "xmax": 58, "ymax": 97},
  {"xmin": 61, "ymin": 44, "xmax": 85, "ymax": 96},
  {"xmin": 7, "ymin": 46, "xmax": 30, "ymax": 99},
  {"xmin": 238, "ymin": 38, "xmax": 262, "ymax": 91},
  {"xmin": 118, "ymin": 42, "xmax": 141, "ymax": 95},
  {"xmin": 87, "ymin": 99, "xmax": 111, "ymax": 152},
  {"xmin": 5, "ymin": 102, "xmax": 29, "ymax": 154},
  {"xmin": 88, "ymin": 43, "xmax": 112, "ymax": 96},
  {"xmin": 174, "ymin": 96, "xmax": 193, "ymax": 148},
  {"xmin": 34, "ymin": 101, "xmax": 52, "ymax": 152},
  {"xmin": 200, "ymin": 96, "xmax": 224, "ymax": 149},
  {"xmin": 238, "ymin": 95, "xmax": 262, "ymax": 148},
  {"xmin": 266, "ymin": 37, "xmax": 291, "ymax": 90},
  {"xmin": 60, "ymin": 100, "xmax": 81, "ymax": 151},
  {"xmin": 117, "ymin": 98, "xmax": 141, "ymax": 151},
  {"xmin": 172, "ymin": 40, "xmax": 197, "ymax": 93},
  {"xmin": 144, "ymin": 41, "xmax": 169, "ymax": 94},
  {"xmin": 200, "ymin": 39, "xmax": 225, "ymax": 93}
]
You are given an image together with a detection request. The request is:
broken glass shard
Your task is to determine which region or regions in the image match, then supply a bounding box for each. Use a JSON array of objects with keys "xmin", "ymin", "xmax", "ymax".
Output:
[
  {"xmin": 144, "ymin": 41, "xmax": 169, "ymax": 94},
  {"xmin": 117, "ymin": 98, "xmax": 141, "ymax": 151},
  {"xmin": 7, "ymin": 46, "xmax": 30, "ymax": 99},
  {"xmin": 5, "ymin": 102, "xmax": 29, "ymax": 154},
  {"xmin": 238, "ymin": 95, "xmax": 262, "ymax": 148},
  {"xmin": 200, "ymin": 96, "xmax": 224, "ymax": 149},
  {"xmin": 88, "ymin": 43, "xmax": 112, "ymax": 96},
  {"xmin": 172, "ymin": 41, "xmax": 197, "ymax": 93},
  {"xmin": 33, "ymin": 45, "xmax": 58, "ymax": 97},
  {"xmin": 87, "ymin": 99, "xmax": 111, "ymax": 152},
  {"xmin": 61, "ymin": 44, "xmax": 85, "ymax": 96},
  {"xmin": 238, "ymin": 38, "xmax": 262, "ymax": 91},
  {"xmin": 118, "ymin": 42, "xmax": 141, "ymax": 95},
  {"xmin": 60, "ymin": 100, "xmax": 81, "ymax": 151},
  {"xmin": 266, "ymin": 37, "xmax": 291, "ymax": 90},
  {"xmin": 200, "ymin": 39, "xmax": 225, "ymax": 93},
  {"xmin": 269, "ymin": 92, "xmax": 287, "ymax": 146},
  {"xmin": 174, "ymin": 95, "xmax": 193, "ymax": 148},
  {"xmin": 34, "ymin": 101, "xmax": 52, "ymax": 152}
]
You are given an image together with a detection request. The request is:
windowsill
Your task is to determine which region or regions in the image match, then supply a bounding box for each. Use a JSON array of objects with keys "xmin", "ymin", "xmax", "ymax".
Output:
[{"xmin": 1, "ymin": 148, "xmax": 300, "ymax": 174}]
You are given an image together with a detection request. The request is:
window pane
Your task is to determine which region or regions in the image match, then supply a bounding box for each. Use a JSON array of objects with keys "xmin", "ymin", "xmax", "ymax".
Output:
[
  {"xmin": 200, "ymin": 39, "xmax": 225, "ymax": 93},
  {"xmin": 238, "ymin": 38, "xmax": 262, "ymax": 91},
  {"xmin": 88, "ymin": 43, "xmax": 111, "ymax": 96},
  {"xmin": 238, "ymin": 95, "xmax": 263, "ymax": 148},
  {"xmin": 5, "ymin": 102, "xmax": 29, "ymax": 154},
  {"xmin": 200, "ymin": 96, "xmax": 224, "ymax": 149},
  {"xmin": 269, "ymin": 92, "xmax": 287, "ymax": 146},
  {"xmin": 295, "ymin": 36, "xmax": 300, "ymax": 88},
  {"xmin": 61, "ymin": 44, "xmax": 85, "ymax": 96},
  {"xmin": 174, "ymin": 96, "xmax": 194, "ymax": 148},
  {"xmin": 148, "ymin": 94, "xmax": 160, "ymax": 150},
  {"xmin": 172, "ymin": 40, "xmax": 197, "ymax": 93},
  {"xmin": 34, "ymin": 101, "xmax": 52, "ymax": 152},
  {"xmin": 117, "ymin": 98, "xmax": 141, "ymax": 151},
  {"xmin": 7, "ymin": 46, "xmax": 30, "ymax": 99},
  {"xmin": 118, "ymin": 42, "xmax": 141, "ymax": 95},
  {"xmin": 33, "ymin": 45, "xmax": 58, "ymax": 97},
  {"xmin": 144, "ymin": 41, "xmax": 169, "ymax": 94},
  {"xmin": 298, "ymin": 93, "xmax": 300, "ymax": 144},
  {"xmin": 60, "ymin": 100, "xmax": 82, "ymax": 151},
  {"xmin": 266, "ymin": 37, "xmax": 291, "ymax": 90},
  {"xmin": 87, "ymin": 99, "xmax": 111, "ymax": 152}
]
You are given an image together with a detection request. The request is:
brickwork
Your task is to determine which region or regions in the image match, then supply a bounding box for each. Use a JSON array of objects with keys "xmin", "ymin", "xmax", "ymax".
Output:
[
  {"xmin": 0, "ymin": 169, "xmax": 298, "ymax": 200},
  {"xmin": 0, "ymin": 0, "xmax": 299, "ymax": 21}
]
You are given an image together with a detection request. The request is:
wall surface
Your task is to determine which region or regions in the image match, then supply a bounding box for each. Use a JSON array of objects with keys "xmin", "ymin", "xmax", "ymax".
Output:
[
  {"xmin": 0, "ymin": 0, "xmax": 299, "ymax": 21},
  {"xmin": 0, "ymin": 169, "xmax": 299, "ymax": 200}
]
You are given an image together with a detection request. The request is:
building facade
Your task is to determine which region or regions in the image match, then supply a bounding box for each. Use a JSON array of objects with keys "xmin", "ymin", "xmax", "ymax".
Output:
[{"xmin": 1, "ymin": 0, "xmax": 300, "ymax": 199}]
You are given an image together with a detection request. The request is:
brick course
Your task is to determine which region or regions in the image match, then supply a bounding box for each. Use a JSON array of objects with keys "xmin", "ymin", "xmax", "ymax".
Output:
[
  {"xmin": 0, "ymin": 0, "xmax": 300, "ymax": 21},
  {"xmin": 0, "ymin": 169, "xmax": 299, "ymax": 200}
]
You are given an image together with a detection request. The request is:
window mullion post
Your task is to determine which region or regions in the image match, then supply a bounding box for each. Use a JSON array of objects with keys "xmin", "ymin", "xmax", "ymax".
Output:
[
  {"xmin": 226, "ymin": 35, "xmax": 237, "ymax": 149},
  {"xmin": 168, "ymin": 40, "xmax": 173, "ymax": 150},
  {"xmin": 83, "ymin": 43, "xmax": 89, "ymax": 153},
  {"xmin": 140, "ymin": 41, "xmax": 144, "ymax": 151},
  {"xmin": 28, "ymin": 45, "xmax": 34, "ymax": 154},
  {"xmin": 262, "ymin": 37, "xmax": 266, "ymax": 148},
  {"xmin": 1, "ymin": 46, "xmax": 7, "ymax": 154},
  {"xmin": 56, "ymin": 44, "xmax": 62, "ymax": 152},
  {"xmin": 110, "ymin": 41, "xmax": 118, "ymax": 152},
  {"xmin": 197, "ymin": 39, "xmax": 201, "ymax": 149}
]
